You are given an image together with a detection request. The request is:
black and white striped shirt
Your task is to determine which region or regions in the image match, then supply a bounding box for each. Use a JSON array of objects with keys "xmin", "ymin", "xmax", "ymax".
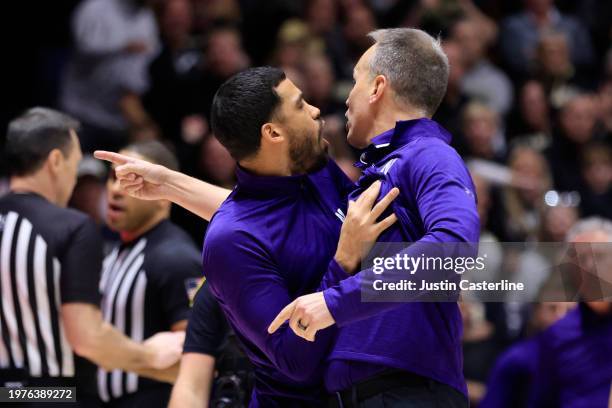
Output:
[
  {"xmin": 0, "ymin": 192, "xmax": 102, "ymax": 394},
  {"xmin": 97, "ymin": 219, "xmax": 202, "ymax": 403}
]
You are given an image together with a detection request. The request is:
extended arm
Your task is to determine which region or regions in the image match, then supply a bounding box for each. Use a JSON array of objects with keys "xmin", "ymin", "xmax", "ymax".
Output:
[{"xmin": 94, "ymin": 150, "xmax": 230, "ymax": 221}]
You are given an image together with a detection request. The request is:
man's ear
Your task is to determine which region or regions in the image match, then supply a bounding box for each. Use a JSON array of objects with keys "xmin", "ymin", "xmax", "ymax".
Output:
[
  {"xmin": 369, "ymin": 74, "xmax": 387, "ymax": 104},
  {"xmin": 260, "ymin": 122, "xmax": 285, "ymax": 145},
  {"xmin": 46, "ymin": 149, "xmax": 64, "ymax": 176}
]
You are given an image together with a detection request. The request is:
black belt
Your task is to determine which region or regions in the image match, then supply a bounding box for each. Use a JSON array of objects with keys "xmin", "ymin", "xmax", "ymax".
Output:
[{"xmin": 327, "ymin": 369, "xmax": 434, "ymax": 408}]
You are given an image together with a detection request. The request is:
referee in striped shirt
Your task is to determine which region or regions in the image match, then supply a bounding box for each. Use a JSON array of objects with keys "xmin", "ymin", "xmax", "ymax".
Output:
[
  {"xmin": 0, "ymin": 108, "xmax": 184, "ymax": 406},
  {"xmin": 99, "ymin": 141, "xmax": 202, "ymax": 407}
]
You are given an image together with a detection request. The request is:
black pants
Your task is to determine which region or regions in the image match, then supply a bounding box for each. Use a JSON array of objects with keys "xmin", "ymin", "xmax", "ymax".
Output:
[{"xmin": 356, "ymin": 382, "xmax": 467, "ymax": 408}]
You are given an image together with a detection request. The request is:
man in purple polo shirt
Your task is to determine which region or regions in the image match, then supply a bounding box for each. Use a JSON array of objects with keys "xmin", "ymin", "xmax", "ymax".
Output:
[{"xmin": 269, "ymin": 28, "xmax": 479, "ymax": 407}]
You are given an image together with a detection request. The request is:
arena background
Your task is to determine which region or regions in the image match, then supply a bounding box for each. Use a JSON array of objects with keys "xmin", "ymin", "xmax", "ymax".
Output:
[{"xmin": 1, "ymin": 0, "xmax": 611, "ymax": 406}]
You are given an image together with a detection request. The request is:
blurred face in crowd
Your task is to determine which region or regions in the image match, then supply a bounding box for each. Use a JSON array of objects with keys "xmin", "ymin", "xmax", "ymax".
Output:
[
  {"xmin": 106, "ymin": 151, "xmax": 168, "ymax": 236},
  {"xmin": 54, "ymin": 130, "xmax": 83, "ymax": 208},
  {"xmin": 206, "ymin": 29, "xmax": 249, "ymax": 79},
  {"xmin": 525, "ymin": 0, "xmax": 553, "ymax": 15},
  {"xmin": 581, "ymin": 146, "xmax": 612, "ymax": 194},
  {"xmin": 543, "ymin": 206, "xmax": 578, "ymax": 242},
  {"xmin": 520, "ymin": 81, "xmax": 549, "ymax": 131},
  {"xmin": 443, "ymin": 41, "xmax": 466, "ymax": 92},
  {"xmin": 472, "ymin": 174, "xmax": 491, "ymax": 227},
  {"xmin": 560, "ymin": 96, "xmax": 597, "ymax": 144},
  {"xmin": 532, "ymin": 302, "xmax": 575, "ymax": 331},
  {"xmin": 462, "ymin": 104, "xmax": 498, "ymax": 159},
  {"xmin": 303, "ymin": 55, "xmax": 335, "ymax": 105},
  {"xmin": 537, "ymin": 34, "xmax": 571, "ymax": 78},
  {"xmin": 161, "ymin": 0, "xmax": 193, "ymax": 47},
  {"xmin": 570, "ymin": 230, "xmax": 612, "ymax": 307},
  {"xmin": 199, "ymin": 136, "xmax": 236, "ymax": 188},
  {"xmin": 273, "ymin": 78, "xmax": 328, "ymax": 173},
  {"xmin": 306, "ymin": 0, "xmax": 337, "ymax": 35},
  {"xmin": 343, "ymin": 6, "xmax": 376, "ymax": 50},
  {"xmin": 451, "ymin": 20, "xmax": 485, "ymax": 67},
  {"xmin": 509, "ymin": 147, "xmax": 550, "ymax": 205},
  {"xmin": 345, "ymin": 46, "xmax": 377, "ymax": 148}
]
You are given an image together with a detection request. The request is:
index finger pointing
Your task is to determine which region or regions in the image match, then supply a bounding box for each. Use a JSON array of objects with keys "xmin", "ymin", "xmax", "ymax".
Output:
[
  {"xmin": 268, "ymin": 301, "xmax": 296, "ymax": 334},
  {"xmin": 94, "ymin": 150, "xmax": 131, "ymax": 166}
]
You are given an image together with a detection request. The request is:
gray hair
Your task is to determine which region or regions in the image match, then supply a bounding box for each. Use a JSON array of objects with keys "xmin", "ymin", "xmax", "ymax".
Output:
[
  {"xmin": 566, "ymin": 217, "xmax": 612, "ymax": 242},
  {"xmin": 367, "ymin": 28, "xmax": 449, "ymax": 116}
]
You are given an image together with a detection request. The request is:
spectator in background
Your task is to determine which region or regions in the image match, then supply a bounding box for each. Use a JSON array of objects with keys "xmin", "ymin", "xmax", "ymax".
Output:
[
  {"xmin": 579, "ymin": 142, "xmax": 612, "ymax": 220},
  {"xmin": 197, "ymin": 135, "xmax": 236, "ymax": 189},
  {"xmin": 191, "ymin": 0, "xmax": 241, "ymax": 35},
  {"xmin": 500, "ymin": 0, "xmax": 594, "ymax": 77},
  {"xmin": 534, "ymin": 30, "xmax": 592, "ymax": 109},
  {"xmin": 508, "ymin": 80, "xmax": 552, "ymax": 151},
  {"xmin": 342, "ymin": 5, "xmax": 377, "ymax": 70},
  {"xmin": 198, "ymin": 26, "xmax": 250, "ymax": 117},
  {"xmin": 434, "ymin": 41, "xmax": 470, "ymax": 152},
  {"xmin": 144, "ymin": 0, "xmax": 205, "ymax": 164},
  {"xmin": 301, "ymin": 54, "xmax": 344, "ymax": 117},
  {"xmin": 461, "ymin": 102, "xmax": 506, "ymax": 162},
  {"xmin": 539, "ymin": 204, "xmax": 579, "ymax": 242},
  {"xmin": 480, "ymin": 277, "xmax": 576, "ymax": 408},
  {"xmin": 272, "ymin": 20, "xmax": 322, "ymax": 73},
  {"xmin": 596, "ymin": 77, "xmax": 612, "ymax": 137},
  {"xmin": 60, "ymin": 0, "xmax": 160, "ymax": 153},
  {"xmin": 529, "ymin": 217, "xmax": 612, "ymax": 408},
  {"xmin": 304, "ymin": 0, "xmax": 351, "ymax": 80},
  {"xmin": 546, "ymin": 94, "xmax": 599, "ymax": 192},
  {"xmin": 460, "ymin": 300, "xmax": 502, "ymax": 406},
  {"xmin": 451, "ymin": 18, "xmax": 514, "ymax": 116},
  {"xmin": 503, "ymin": 146, "xmax": 552, "ymax": 241}
]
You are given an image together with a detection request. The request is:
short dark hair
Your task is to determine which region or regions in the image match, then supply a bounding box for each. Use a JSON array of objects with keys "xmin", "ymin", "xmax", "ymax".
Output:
[
  {"xmin": 4, "ymin": 107, "xmax": 80, "ymax": 176},
  {"xmin": 122, "ymin": 140, "xmax": 179, "ymax": 171},
  {"xmin": 210, "ymin": 67, "xmax": 286, "ymax": 161}
]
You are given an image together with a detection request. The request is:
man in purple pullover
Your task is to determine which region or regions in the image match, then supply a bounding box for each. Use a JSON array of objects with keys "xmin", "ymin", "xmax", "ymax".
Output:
[{"xmin": 97, "ymin": 28, "xmax": 479, "ymax": 407}]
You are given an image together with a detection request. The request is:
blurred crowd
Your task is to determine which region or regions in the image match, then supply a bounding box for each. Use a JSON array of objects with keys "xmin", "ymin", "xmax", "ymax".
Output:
[{"xmin": 1, "ymin": 0, "xmax": 612, "ymax": 406}]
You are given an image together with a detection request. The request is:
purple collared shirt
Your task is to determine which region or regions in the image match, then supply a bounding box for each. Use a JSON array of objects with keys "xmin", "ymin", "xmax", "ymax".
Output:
[
  {"xmin": 529, "ymin": 303, "xmax": 612, "ymax": 408},
  {"xmin": 322, "ymin": 118, "xmax": 480, "ymax": 396},
  {"xmin": 201, "ymin": 160, "xmax": 352, "ymax": 407}
]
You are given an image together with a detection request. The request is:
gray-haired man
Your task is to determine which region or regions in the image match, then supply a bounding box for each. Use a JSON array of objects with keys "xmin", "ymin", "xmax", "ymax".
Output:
[{"xmin": 270, "ymin": 28, "xmax": 478, "ymax": 407}]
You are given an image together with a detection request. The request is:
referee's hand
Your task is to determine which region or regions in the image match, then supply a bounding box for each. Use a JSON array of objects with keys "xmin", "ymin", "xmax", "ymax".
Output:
[{"xmin": 143, "ymin": 331, "xmax": 185, "ymax": 369}]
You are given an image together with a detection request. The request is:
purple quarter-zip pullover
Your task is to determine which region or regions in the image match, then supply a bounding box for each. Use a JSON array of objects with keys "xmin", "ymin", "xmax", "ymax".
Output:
[{"xmin": 322, "ymin": 119, "xmax": 480, "ymax": 396}]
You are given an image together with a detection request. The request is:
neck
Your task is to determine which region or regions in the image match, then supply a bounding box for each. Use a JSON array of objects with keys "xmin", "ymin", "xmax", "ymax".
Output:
[
  {"xmin": 120, "ymin": 212, "xmax": 168, "ymax": 243},
  {"xmin": 10, "ymin": 175, "xmax": 59, "ymax": 206},
  {"xmin": 366, "ymin": 104, "xmax": 428, "ymax": 146},
  {"xmin": 240, "ymin": 151, "xmax": 294, "ymax": 177}
]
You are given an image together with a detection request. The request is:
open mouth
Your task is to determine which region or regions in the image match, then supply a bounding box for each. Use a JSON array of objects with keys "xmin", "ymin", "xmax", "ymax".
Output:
[{"xmin": 107, "ymin": 202, "xmax": 125, "ymax": 217}]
